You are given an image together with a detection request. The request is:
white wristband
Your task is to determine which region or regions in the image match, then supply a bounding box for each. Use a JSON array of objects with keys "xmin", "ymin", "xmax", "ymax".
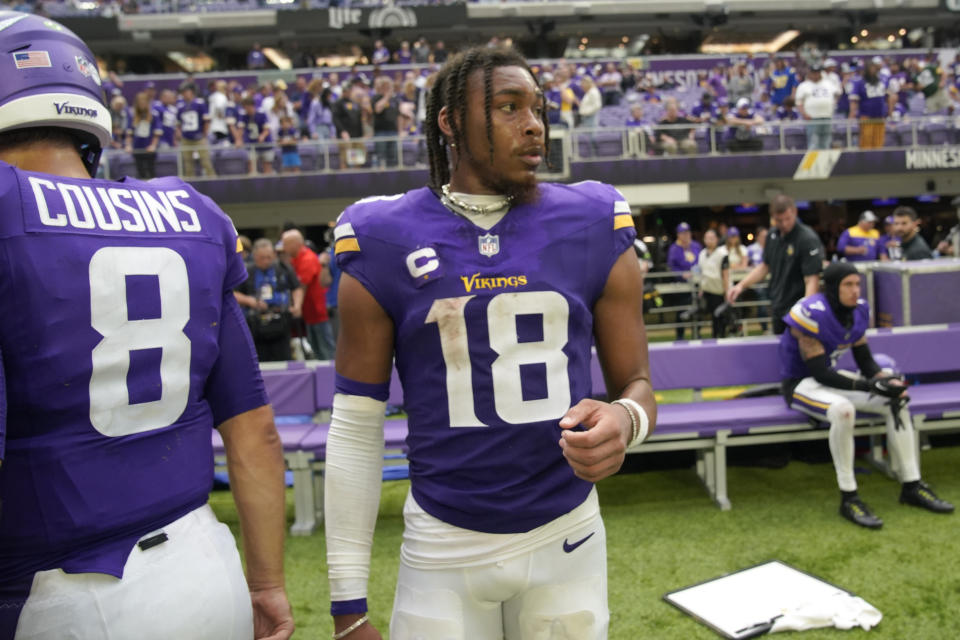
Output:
[{"xmin": 614, "ymin": 397, "xmax": 649, "ymax": 447}]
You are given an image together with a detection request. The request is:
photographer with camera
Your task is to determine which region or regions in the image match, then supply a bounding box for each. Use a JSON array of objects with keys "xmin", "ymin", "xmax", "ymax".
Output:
[
  {"xmin": 779, "ymin": 263, "xmax": 953, "ymax": 529},
  {"xmin": 235, "ymin": 238, "xmax": 304, "ymax": 362}
]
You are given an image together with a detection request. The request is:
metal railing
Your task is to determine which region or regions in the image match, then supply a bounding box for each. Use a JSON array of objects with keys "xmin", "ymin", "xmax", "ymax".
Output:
[
  {"xmin": 642, "ymin": 268, "xmax": 770, "ymax": 339},
  {"xmin": 101, "ymin": 115, "xmax": 958, "ymax": 181}
]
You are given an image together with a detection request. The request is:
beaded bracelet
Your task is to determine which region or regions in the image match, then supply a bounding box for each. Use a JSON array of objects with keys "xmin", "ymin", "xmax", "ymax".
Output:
[
  {"xmin": 612, "ymin": 398, "xmax": 650, "ymax": 448},
  {"xmin": 333, "ymin": 614, "xmax": 369, "ymax": 640}
]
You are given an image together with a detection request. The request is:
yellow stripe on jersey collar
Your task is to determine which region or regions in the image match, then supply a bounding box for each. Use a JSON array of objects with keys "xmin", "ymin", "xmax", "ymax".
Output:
[
  {"xmin": 335, "ymin": 237, "xmax": 360, "ymax": 254},
  {"xmin": 614, "ymin": 214, "xmax": 633, "ymax": 230},
  {"xmin": 789, "ymin": 309, "xmax": 819, "ymax": 334}
]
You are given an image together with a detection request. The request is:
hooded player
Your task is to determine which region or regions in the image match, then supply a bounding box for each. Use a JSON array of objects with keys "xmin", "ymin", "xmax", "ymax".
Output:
[{"xmin": 779, "ymin": 262, "xmax": 953, "ymax": 529}]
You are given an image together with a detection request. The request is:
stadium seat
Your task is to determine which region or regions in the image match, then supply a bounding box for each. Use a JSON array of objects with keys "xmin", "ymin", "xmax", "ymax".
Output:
[
  {"xmin": 575, "ymin": 132, "xmax": 595, "ymax": 159},
  {"xmin": 297, "ymin": 143, "xmax": 323, "ymax": 172},
  {"xmin": 107, "ymin": 152, "xmax": 136, "ymax": 180},
  {"xmin": 832, "ymin": 123, "xmax": 857, "ymax": 148},
  {"xmin": 401, "ymin": 139, "xmax": 425, "ymax": 167},
  {"xmin": 694, "ymin": 127, "xmax": 713, "ymax": 154},
  {"xmin": 214, "ymin": 148, "xmax": 250, "ymax": 176},
  {"xmin": 921, "ymin": 119, "xmax": 950, "ymax": 145},
  {"xmin": 598, "ymin": 106, "xmax": 629, "ymax": 128},
  {"xmin": 592, "ymin": 130, "xmax": 625, "ymax": 157},
  {"xmin": 782, "ymin": 125, "xmax": 806, "ymax": 151},
  {"xmin": 155, "ymin": 151, "xmax": 179, "ymax": 177},
  {"xmin": 760, "ymin": 131, "xmax": 780, "ymax": 152}
]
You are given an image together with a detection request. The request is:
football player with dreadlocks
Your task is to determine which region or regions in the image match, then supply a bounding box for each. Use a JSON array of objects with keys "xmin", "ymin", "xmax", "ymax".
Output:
[
  {"xmin": 0, "ymin": 13, "xmax": 292, "ymax": 639},
  {"xmin": 324, "ymin": 46, "xmax": 656, "ymax": 639},
  {"xmin": 780, "ymin": 262, "xmax": 953, "ymax": 529}
]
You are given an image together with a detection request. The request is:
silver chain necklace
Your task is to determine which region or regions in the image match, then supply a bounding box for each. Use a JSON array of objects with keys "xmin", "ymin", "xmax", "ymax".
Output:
[{"xmin": 441, "ymin": 183, "xmax": 512, "ymax": 216}]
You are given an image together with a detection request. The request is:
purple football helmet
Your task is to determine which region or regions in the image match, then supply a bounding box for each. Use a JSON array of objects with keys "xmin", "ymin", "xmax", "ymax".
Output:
[{"xmin": 0, "ymin": 12, "xmax": 111, "ymax": 175}]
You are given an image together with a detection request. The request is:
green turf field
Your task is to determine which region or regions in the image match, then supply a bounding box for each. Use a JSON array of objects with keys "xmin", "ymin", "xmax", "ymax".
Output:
[{"xmin": 209, "ymin": 443, "xmax": 960, "ymax": 639}]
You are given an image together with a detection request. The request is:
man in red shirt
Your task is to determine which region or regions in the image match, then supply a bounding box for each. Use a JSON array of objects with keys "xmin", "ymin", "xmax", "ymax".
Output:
[{"xmin": 282, "ymin": 229, "xmax": 335, "ymax": 360}]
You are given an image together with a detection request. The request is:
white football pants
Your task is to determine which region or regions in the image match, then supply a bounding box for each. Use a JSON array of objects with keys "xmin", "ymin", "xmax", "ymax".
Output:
[
  {"xmin": 789, "ymin": 376, "xmax": 920, "ymax": 492},
  {"xmin": 15, "ymin": 504, "xmax": 253, "ymax": 640},
  {"xmin": 390, "ymin": 514, "xmax": 608, "ymax": 640}
]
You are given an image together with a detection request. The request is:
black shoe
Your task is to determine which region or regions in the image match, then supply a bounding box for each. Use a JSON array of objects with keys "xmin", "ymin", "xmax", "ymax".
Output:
[
  {"xmin": 839, "ymin": 498, "xmax": 884, "ymax": 529},
  {"xmin": 900, "ymin": 481, "xmax": 955, "ymax": 514}
]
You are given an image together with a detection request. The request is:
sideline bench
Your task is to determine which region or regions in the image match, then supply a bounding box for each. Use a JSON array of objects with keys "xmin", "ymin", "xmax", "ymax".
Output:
[
  {"xmin": 214, "ymin": 324, "xmax": 960, "ymax": 534},
  {"xmin": 624, "ymin": 323, "xmax": 960, "ymax": 510}
]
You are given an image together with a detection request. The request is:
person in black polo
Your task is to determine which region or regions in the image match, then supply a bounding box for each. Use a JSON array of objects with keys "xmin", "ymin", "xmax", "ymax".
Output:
[
  {"xmin": 727, "ymin": 194, "xmax": 824, "ymax": 334},
  {"xmin": 892, "ymin": 205, "xmax": 933, "ymax": 260}
]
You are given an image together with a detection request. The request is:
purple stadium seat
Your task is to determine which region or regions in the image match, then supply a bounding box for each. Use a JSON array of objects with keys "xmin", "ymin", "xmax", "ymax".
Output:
[
  {"xmin": 782, "ymin": 125, "xmax": 806, "ymax": 151},
  {"xmin": 298, "ymin": 143, "xmax": 324, "ymax": 171},
  {"xmin": 107, "ymin": 152, "xmax": 136, "ymax": 180},
  {"xmin": 921, "ymin": 120, "xmax": 950, "ymax": 145},
  {"xmin": 597, "ymin": 106, "xmax": 629, "ymax": 128},
  {"xmin": 401, "ymin": 139, "xmax": 423, "ymax": 167},
  {"xmin": 214, "ymin": 148, "xmax": 249, "ymax": 176},
  {"xmin": 155, "ymin": 151, "xmax": 179, "ymax": 177},
  {"xmin": 832, "ymin": 123, "xmax": 857, "ymax": 148},
  {"xmin": 694, "ymin": 127, "xmax": 712, "ymax": 154},
  {"xmin": 592, "ymin": 130, "xmax": 625, "ymax": 157},
  {"xmin": 575, "ymin": 132, "xmax": 595, "ymax": 158},
  {"xmin": 760, "ymin": 131, "xmax": 780, "ymax": 151},
  {"xmin": 885, "ymin": 122, "xmax": 909, "ymax": 147}
]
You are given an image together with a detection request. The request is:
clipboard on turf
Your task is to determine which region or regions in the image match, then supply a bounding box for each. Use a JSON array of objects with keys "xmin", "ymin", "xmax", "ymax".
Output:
[{"xmin": 663, "ymin": 560, "xmax": 856, "ymax": 639}]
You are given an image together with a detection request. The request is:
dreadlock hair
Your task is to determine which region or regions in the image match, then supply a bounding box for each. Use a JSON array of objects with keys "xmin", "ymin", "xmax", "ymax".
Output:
[{"xmin": 424, "ymin": 46, "xmax": 550, "ymax": 190}]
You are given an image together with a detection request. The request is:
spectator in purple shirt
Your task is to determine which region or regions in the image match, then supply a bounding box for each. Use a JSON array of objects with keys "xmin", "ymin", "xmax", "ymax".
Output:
[
  {"xmin": 177, "ymin": 83, "xmax": 216, "ymax": 177},
  {"xmin": 707, "ymin": 65, "xmax": 728, "ymax": 103},
  {"xmin": 306, "ymin": 81, "xmax": 335, "ymax": 140},
  {"xmin": 668, "ymin": 222, "xmax": 703, "ymax": 339},
  {"xmin": 836, "ymin": 210, "xmax": 880, "ymax": 262},
  {"xmin": 237, "ymin": 96, "xmax": 274, "ymax": 175},
  {"xmin": 372, "ymin": 40, "xmax": 391, "ymax": 66},
  {"xmin": 877, "ymin": 215, "xmax": 900, "ymax": 261},
  {"xmin": 850, "ymin": 60, "xmax": 892, "ymax": 148},
  {"xmin": 724, "ymin": 97, "xmax": 764, "ymax": 152},
  {"xmin": 394, "ymin": 40, "xmax": 412, "ymax": 64},
  {"xmin": 247, "ymin": 42, "xmax": 267, "ymax": 70},
  {"xmin": 690, "ymin": 92, "xmax": 719, "ymax": 123},
  {"xmin": 155, "ymin": 88, "xmax": 178, "ymax": 149}
]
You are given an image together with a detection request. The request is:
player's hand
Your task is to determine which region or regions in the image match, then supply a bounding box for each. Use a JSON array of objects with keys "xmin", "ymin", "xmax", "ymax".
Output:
[
  {"xmin": 558, "ymin": 399, "xmax": 630, "ymax": 483},
  {"xmin": 869, "ymin": 376, "xmax": 907, "ymax": 399},
  {"xmin": 290, "ymin": 304, "xmax": 302, "ymax": 319},
  {"xmin": 333, "ymin": 614, "xmax": 382, "ymax": 640},
  {"xmin": 250, "ymin": 586, "xmax": 294, "ymax": 640}
]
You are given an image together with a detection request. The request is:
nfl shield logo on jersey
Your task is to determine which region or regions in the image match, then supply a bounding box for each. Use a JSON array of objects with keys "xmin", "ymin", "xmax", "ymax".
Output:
[{"xmin": 478, "ymin": 233, "xmax": 500, "ymax": 257}]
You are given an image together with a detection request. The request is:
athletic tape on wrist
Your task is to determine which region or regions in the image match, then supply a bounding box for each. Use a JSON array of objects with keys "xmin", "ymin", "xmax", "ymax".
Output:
[{"xmin": 614, "ymin": 397, "xmax": 649, "ymax": 447}]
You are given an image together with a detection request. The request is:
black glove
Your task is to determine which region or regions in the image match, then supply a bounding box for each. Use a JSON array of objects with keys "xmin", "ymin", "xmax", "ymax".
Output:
[{"xmin": 869, "ymin": 375, "xmax": 907, "ymax": 399}]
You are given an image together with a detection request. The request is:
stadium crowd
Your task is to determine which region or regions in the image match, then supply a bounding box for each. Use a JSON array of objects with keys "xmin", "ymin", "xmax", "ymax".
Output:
[{"xmin": 100, "ymin": 40, "xmax": 960, "ymax": 180}]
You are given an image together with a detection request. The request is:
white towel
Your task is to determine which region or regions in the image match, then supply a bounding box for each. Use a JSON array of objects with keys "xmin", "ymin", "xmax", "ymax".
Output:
[{"xmin": 771, "ymin": 591, "xmax": 882, "ymax": 633}]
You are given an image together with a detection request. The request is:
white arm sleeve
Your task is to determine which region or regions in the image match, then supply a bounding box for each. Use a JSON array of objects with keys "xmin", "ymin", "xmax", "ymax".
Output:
[{"xmin": 324, "ymin": 392, "xmax": 387, "ymax": 602}]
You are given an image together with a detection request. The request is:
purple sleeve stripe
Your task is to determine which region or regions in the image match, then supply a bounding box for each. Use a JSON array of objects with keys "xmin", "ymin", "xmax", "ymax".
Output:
[
  {"xmin": 335, "ymin": 374, "xmax": 390, "ymax": 402},
  {"xmin": 331, "ymin": 599, "xmax": 367, "ymax": 616}
]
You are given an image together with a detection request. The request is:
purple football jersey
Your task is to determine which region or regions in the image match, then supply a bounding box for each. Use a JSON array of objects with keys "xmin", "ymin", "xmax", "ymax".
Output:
[
  {"xmin": 335, "ymin": 182, "xmax": 636, "ymax": 533},
  {"xmin": 178, "ymin": 97, "xmax": 209, "ymax": 141},
  {"xmin": 852, "ymin": 78, "xmax": 889, "ymax": 119},
  {"xmin": 0, "ymin": 162, "xmax": 266, "ymax": 582},
  {"xmin": 779, "ymin": 293, "xmax": 869, "ymax": 380}
]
